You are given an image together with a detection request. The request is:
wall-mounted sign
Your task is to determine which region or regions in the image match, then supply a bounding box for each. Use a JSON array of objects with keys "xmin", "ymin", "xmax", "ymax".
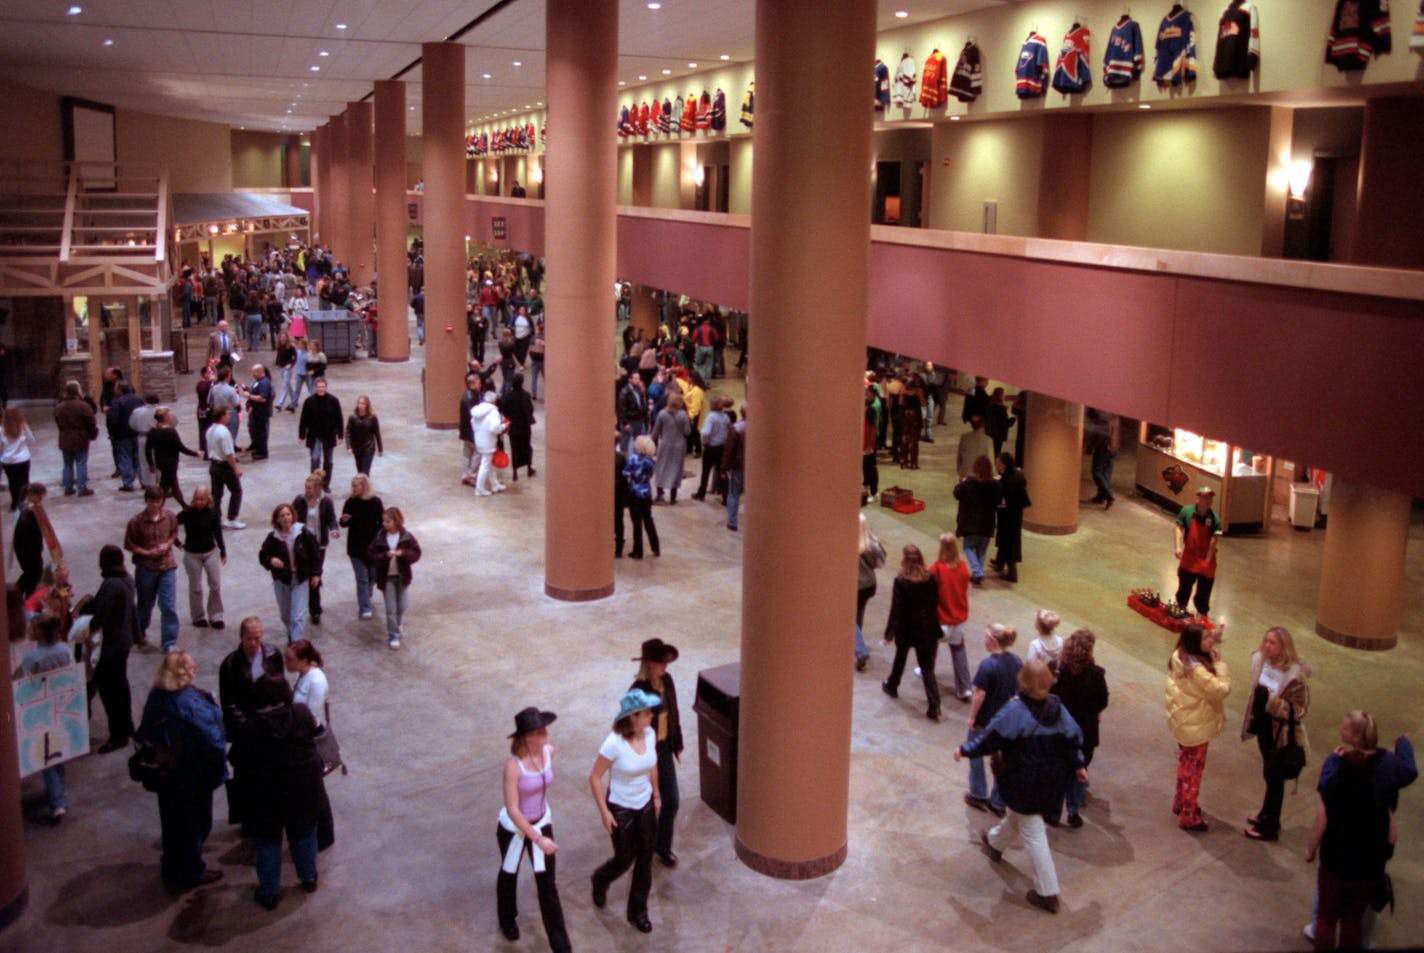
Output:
[{"xmin": 492, "ymin": 217, "xmax": 508, "ymax": 241}]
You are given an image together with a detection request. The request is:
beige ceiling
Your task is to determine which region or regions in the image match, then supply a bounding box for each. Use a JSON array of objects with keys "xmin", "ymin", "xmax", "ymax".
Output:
[{"xmin": 0, "ymin": 0, "xmax": 1009, "ymax": 135}]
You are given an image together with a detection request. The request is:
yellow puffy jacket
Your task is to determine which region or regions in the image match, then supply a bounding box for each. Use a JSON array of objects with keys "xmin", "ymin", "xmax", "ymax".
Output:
[{"xmin": 1165, "ymin": 651, "xmax": 1231, "ymax": 747}]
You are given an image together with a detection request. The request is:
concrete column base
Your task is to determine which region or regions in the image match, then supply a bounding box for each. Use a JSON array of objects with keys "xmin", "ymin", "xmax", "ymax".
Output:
[{"xmin": 734, "ymin": 836, "xmax": 846, "ymax": 881}]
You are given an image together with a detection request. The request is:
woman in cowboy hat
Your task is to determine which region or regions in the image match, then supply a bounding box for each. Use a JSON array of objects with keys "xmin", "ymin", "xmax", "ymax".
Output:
[
  {"xmin": 496, "ymin": 707, "xmax": 570, "ymax": 951},
  {"xmin": 631, "ymin": 639, "xmax": 684, "ymax": 868},
  {"xmin": 589, "ymin": 688, "xmax": 662, "ymax": 934}
]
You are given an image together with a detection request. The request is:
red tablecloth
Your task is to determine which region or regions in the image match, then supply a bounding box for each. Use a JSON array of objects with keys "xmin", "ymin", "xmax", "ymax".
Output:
[{"xmin": 1127, "ymin": 594, "xmax": 1218, "ymax": 634}]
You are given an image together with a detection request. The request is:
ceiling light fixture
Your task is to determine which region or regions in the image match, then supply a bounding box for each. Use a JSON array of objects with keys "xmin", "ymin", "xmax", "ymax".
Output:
[
  {"xmin": 688, "ymin": 62, "xmax": 697, "ymax": 68},
  {"xmin": 310, "ymin": 65, "xmax": 320, "ymax": 71},
  {"xmin": 335, "ymin": 22, "xmax": 347, "ymax": 30},
  {"xmin": 637, "ymin": 74, "xmax": 646, "ymax": 80},
  {"xmin": 720, "ymin": 54, "xmax": 730, "ymax": 61},
  {"xmin": 482, "ymin": 72, "xmax": 492, "ymax": 79},
  {"xmin": 661, "ymin": 68, "xmax": 671, "ymax": 75},
  {"xmin": 67, "ymin": 5, "xmax": 81, "ymax": 14},
  {"xmin": 950, "ymin": 115, "xmax": 961, "ymax": 121},
  {"xmin": 619, "ymin": 81, "xmax": 627, "ymax": 86},
  {"xmin": 647, "ymin": 1, "xmax": 661, "ymax": 8},
  {"xmin": 895, "ymin": 10, "xmax": 909, "ymax": 18},
  {"xmin": 319, "ymin": 50, "xmax": 329, "ymax": 57},
  {"xmin": 102, "ymin": 38, "xmax": 113, "ymax": 46},
  {"xmin": 512, "ymin": 60, "xmax": 522, "ymax": 67},
  {"xmin": 1138, "ymin": 103, "xmax": 1152, "ymax": 109}
]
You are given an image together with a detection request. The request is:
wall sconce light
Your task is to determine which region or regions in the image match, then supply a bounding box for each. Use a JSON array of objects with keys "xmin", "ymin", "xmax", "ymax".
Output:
[
  {"xmin": 531, "ymin": 166, "xmax": 543, "ymax": 184},
  {"xmin": 1287, "ymin": 159, "xmax": 1312, "ymax": 220},
  {"xmin": 693, "ymin": 166, "xmax": 706, "ymax": 187},
  {"xmin": 208, "ymin": 225, "xmax": 220, "ymax": 235}
]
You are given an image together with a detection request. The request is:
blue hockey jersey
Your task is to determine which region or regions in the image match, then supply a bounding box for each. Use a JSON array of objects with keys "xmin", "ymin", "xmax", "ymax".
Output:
[
  {"xmin": 1015, "ymin": 32, "xmax": 1051, "ymax": 98},
  {"xmin": 1154, "ymin": 8, "xmax": 1198, "ymax": 86},
  {"xmin": 1052, "ymin": 25, "xmax": 1093, "ymax": 93},
  {"xmin": 875, "ymin": 60, "xmax": 891, "ymax": 109},
  {"xmin": 1103, "ymin": 18, "xmax": 1146, "ymax": 87}
]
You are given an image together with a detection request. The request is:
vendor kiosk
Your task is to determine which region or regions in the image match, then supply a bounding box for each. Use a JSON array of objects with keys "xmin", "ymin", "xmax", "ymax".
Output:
[{"xmin": 1135, "ymin": 424, "xmax": 1273, "ymax": 533}]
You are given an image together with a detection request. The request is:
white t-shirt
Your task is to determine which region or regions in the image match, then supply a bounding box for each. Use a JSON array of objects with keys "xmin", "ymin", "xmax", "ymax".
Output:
[
  {"xmin": 598, "ymin": 726, "xmax": 657, "ymax": 809},
  {"xmin": 293, "ymin": 667, "xmax": 329, "ymax": 726},
  {"xmin": 1257, "ymin": 664, "xmax": 1285, "ymax": 696}
]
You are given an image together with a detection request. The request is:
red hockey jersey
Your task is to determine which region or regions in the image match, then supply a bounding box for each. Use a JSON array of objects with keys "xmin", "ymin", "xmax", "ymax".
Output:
[{"xmin": 920, "ymin": 50, "xmax": 949, "ymax": 107}]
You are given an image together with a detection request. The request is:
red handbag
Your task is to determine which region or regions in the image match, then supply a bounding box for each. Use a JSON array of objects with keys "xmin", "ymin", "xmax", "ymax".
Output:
[{"xmin": 492, "ymin": 449, "xmax": 510, "ymax": 469}]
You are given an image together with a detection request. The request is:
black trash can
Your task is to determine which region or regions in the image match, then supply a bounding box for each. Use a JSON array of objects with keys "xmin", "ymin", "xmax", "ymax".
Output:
[{"xmin": 693, "ymin": 662, "xmax": 740, "ymax": 824}]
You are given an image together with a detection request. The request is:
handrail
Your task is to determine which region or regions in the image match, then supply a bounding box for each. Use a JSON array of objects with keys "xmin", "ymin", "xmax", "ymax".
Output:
[{"xmin": 59, "ymin": 164, "xmax": 77, "ymax": 262}]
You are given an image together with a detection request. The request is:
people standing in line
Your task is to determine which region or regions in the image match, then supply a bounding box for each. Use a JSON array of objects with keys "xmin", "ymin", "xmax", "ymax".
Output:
[
  {"xmin": 1174, "ymin": 487, "xmax": 1222, "ymax": 617},
  {"xmin": 13, "ymin": 483, "xmax": 60, "ymax": 597},
  {"xmin": 175, "ymin": 484, "xmax": 225, "ymax": 631},
  {"xmin": 954, "ymin": 455, "xmax": 1002, "ymax": 587},
  {"xmin": 1086, "ymin": 408, "xmax": 1120, "ymax": 509},
  {"xmin": 205, "ymin": 407, "xmax": 246, "ymax": 530},
  {"xmin": 497, "ymin": 707, "xmax": 572, "ymax": 951},
  {"xmin": 143, "ymin": 408, "xmax": 200, "ymax": 507},
  {"xmin": 1027, "ymin": 610, "xmax": 1064, "ymax": 672},
  {"xmin": 1165, "ymin": 623, "xmax": 1231, "ymax": 833},
  {"xmin": 499, "ymin": 374, "xmax": 536, "ymax": 482},
  {"xmin": 273, "ymin": 333, "xmax": 298, "ymax": 412},
  {"xmin": 721, "ymin": 404, "xmax": 747, "ymax": 532},
  {"xmin": 589, "ymin": 688, "xmax": 662, "ymax": 935},
  {"xmin": 238, "ymin": 676, "xmax": 325, "ymax": 910},
  {"xmin": 650, "ymin": 390, "xmax": 689, "ymax": 504},
  {"xmin": 929, "ymin": 532, "xmax": 974, "ymax": 701},
  {"xmin": 138, "ymin": 649, "xmax": 228, "ymax": 889},
  {"xmin": 855, "ymin": 514, "xmax": 886, "ymax": 672},
  {"xmin": 985, "ymin": 387, "xmax": 1016, "ymax": 458},
  {"xmin": 880, "ymin": 544, "xmax": 943, "ymax": 721},
  {"xmin": 339, "ymin": 474, "xmax": 384, "ymax": 621},
  {"xmin": 207, "ymin": 366, "xmax": 242, "ymax": 442},
  {"xmin": 623, "ymin": 435, "xmax": 660, "ymax": 559},
  {"xmin": 991, "ymin": 451, "xmax": 1030, "ymax": 583},
  {"xmin": 1054, "ymin": 630, "xmax": 1109, "ymax": 828},
  {"xmin": 630, "ymin": 640, "xmax": 684, "ymax": 868},
  {"xmin": 470, "ymin": 391, "xmax": 508, "ymax": 497},
  {"xmin": 368, "ymin": 506, "xmax": 420, "ymax": 650},
  {"xmin": 694, "ymin": 394, "xmax": 730, "ymax": 502},
  {"xmin": 124, "ymin": 486, "xmax": 181, "ymax": 653},
  {"xmin": 258, "ymin": 503, "xmax": 320, "ymax": 644},
  {"xmin": 218, "ymin": 617, "xmax": 284, "ymax": 836},
  {"xmin": 107, "ymin": 383, "xmax": 148, "ymax": 492},
  {"xmin": 1306, "ymin": 711, "xmax": 1417, "ymax": 951},
  {"xmin": 616, "ymin": 373, "xmax": 648, "ymax": 457},
  {"xmin": 345, "ymin": 395, "xmax": 383, "ymax": 477},
  {"xmin": 964, "ymin": 624, "xmax": 1024, "ymax": 816},
  {"xmin": 292, "ymin": 472, "xmax": 337, "ymax": 628},
  {"xmin": 1240, "ymin": 626, "xmax": 1311, "ymax": 842},
  {"xmin": 86, "ymin": 543, "xmax": 138, "ymax": 753},
  {"xmin": 246, "ymin": 364, "xmax": 273, "ymax": 459},
  {"xmin": 54, "ymin": 381, "xmax": 98, "ymax": 497},
  {"xmin": 19, "ymin": 613, "xmax": 76, "ymax": 823},
  {"xmin": 298, "ymin": 378, "xmax": 343, "ymax": 492},
  {"xmin": 954, "ymin": 658, "xmax": 1087, "ymax": 915},
  {"xmin": 956, "ymin": 415, "xmax": 995, "ymax": 480}
]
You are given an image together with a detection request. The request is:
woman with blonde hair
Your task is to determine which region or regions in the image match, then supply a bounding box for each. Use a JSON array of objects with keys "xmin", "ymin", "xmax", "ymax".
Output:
[
  {"xmin": 367, "ymin": 506, "xmax": 421, "ymax": 650},
  {"xmin": 339, "ymin": 473, "xmax": 384, "ymax": 620},
  {"xmin": 0, "ymin": 406, "xmax": 37, "ymax": 511},
  {"xmin": 880, "ymin": 544, "xmax": 942, "ymax": 720},
  {"xmin": 929, "ymin": 532, "xmax": 973, "ymax": 699},
  {"xmin": 622, "ymin": 435, "xmax": 659, "ymax": 559},
  {"xmin": 650, "ymin": 390, "xmax": 690, "ymax": 504},
  {"xmin": 1241, "ymin": 626, "xmax": 1310, "ymax": 841},
  {"xmin": 176, "ymin": 484, "xmax": 226, "ymax": 629},
  {"xmin": 854, "ymin": 514, "xmax": 886, "ymax": 671}
]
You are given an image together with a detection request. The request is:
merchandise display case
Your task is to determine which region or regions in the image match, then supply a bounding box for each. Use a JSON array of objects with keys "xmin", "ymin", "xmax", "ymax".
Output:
[{"xmin": 1135, "ymin": 423, "xmax": 1273, "ymax": 533}]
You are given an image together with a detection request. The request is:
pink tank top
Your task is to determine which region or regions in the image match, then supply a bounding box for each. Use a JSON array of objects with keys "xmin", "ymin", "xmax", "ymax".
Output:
[{"xmin": 517, "ymin": 747, "xmax": 552, "ymax": 819}]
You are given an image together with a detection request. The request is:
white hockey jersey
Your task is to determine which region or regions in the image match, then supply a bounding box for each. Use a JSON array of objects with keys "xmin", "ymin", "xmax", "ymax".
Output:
[{"xmin": 891, "ymin": 53, "xmax": 918, "ymax": 106}]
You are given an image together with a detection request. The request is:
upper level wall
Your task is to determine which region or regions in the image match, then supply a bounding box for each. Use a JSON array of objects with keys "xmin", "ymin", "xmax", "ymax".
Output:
[
  {"xmin": 232, "ymin": 131, "xmax": 287, "ymax": 189},
  {"xmin": 0, "ymin": 76, "xmax": 63, "ymax": 164}
]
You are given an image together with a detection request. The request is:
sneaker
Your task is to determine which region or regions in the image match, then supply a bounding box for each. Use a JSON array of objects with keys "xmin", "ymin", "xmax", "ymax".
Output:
[
  {"xmin": 212, "ymin": 620, "xmax": 225, "ymax": 630},
  {"xmin": 1067, "ymin": 812, "xmax": 1083, "ymax": 829},
  {"xmin": 222, "ymin": 519, "xmax": 246, "ymax": 530},
  {"xmin": 475, "ymin": 489, "xmax": 492, "ymax": 497},
  {"xmin": 359, "ymin": 609, "xmax": 373, "ymax": 620},
  {"xmin": 48, "ymin": 807, "xmax": 66, "ymax": 825},
  {"xmin": 388, "ymin": 637, "xmax": 400, "ymax": 650}
]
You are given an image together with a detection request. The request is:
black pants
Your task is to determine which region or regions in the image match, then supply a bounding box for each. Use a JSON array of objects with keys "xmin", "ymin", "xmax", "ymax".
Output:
[
  {"xmin": 1175, "ymin": 569, "xmax": 1215, "ymax": 616},
  {"xmin": 309, "ymin": 546, "xmax": 326, "ymax": 620},
  {"xmin": 627, "ymin": 497, "xmax": 659, "ymax": 558},
  {"xmin": 862, "ymin": 453, "xmax": 878, "ymax": 495},
  {"xmin": 496, "ymin": 822, "xmax": 571, "ymax": 953},
  {"xmin": 615, "ymin": 490, "xmax": 628, "ymax": 556},
  {"xmin": 4, "ymin": 460, "xmax": 30, "ymax": 510},
  {"xmin": 157, "ymin": 783, "xmax": 215, "ymax": 886},
  {"xmin": 248, "ymin": 411, "xmax": 270, "ymax": 457},
  {"xmin": 92, "ymin": 651, "xmax": 134, "ymax": 743},
  {"xmin": 591, "ymin": 801, "xmax": 655, "ymax": 919},
  {"xmin": 157, "ymin": 465, "xmax": 186, "ymax": 508},
  {"xmin": 655, "ymin": 746, "xmax": 679, "ymax": 857},
  {"xmin": 886, "ymin": 639, "xmax": 941, "ymax": 713},
  {"xmin": 1254, "ymin": 731, "xmax": 1286, "ymax": 837},
  {"xmin": 696, "ymin": 444, "xmax": 724, "ymax": 497},
  {"xmin": 310, "ymin": 441, "xmax": 335, "ymax": 489},
  {"xmin": 856, "ymin": 584, "xmax": 876, "ymax": 628},
  {"xmin": 209, "ymin": 461, "xmax": 242, "ymax": 520}
]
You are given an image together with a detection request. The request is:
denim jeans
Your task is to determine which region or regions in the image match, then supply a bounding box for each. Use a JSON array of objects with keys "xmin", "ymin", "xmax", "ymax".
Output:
[
  {"xmin": 382, "ymin": 579, "xmax": 408, "ymax": 642},
  {"xmin": 350, "ymin": 556, "xmax": 374, "ymax": 615},
  {"xmin": 987, "ymin": 810, "xmax": 1060, "ymax": 897},
  {"xmin": 725, "ymin": 469, "xmax": 744, "ymax": 530},
  {"xmin": 966, "ymin": 727, "xmax": 1004, "ymax": 810},
  {"xmin": 962, "ymin": 535, "xmax": 990, "ymax": 580},
  {"xmin": 135, "ymin": 565, "xmax": 179, "ymax": 651},
  {"xmin": 309, "ymin": 441, "xmax": 335, "ymax": 487},
  {"xmin": 114, "ymin": 437, "xmax": 146, "ymax": 490},
  {"xmin": 244, "ymin": 313, "xmax": 264, "ymax": 351},
  {"xmin": 42, "ymin": 764, "xmax": 66, "ymax": 812},
  {"xmin": 275, "ymin": 366, "xmax": 295, "ymax": 409},
  {"xmin": 255, "ymin": 822, "xmax": 318, "ymax": 898},
  {"xmin": 528, "ymin": 359, "xmax": 544, "ymax": 399},
  {"xmin": 1091, "ymin": 448, "xmax": 1117, "ymax": 501},
  {"xmin": 62, "ymin": 447, "xmax": 89, "ymax": 493},
  {"xmin": 273, "ymin": 578, "xmax": 309, "ymax": 643},
  {"xmin": 854, "ymin": 625, "xmax": 868, "ymax": 660},
  {"xmin": 284, "ymin": 370, "xmax": 309, "ymax": 409}
]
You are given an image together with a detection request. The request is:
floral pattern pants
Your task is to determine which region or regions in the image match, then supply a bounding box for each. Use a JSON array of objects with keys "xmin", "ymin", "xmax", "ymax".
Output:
[{"xmin": 1173, "ymin": 742, "xmax": 1209, "ymax": 827}]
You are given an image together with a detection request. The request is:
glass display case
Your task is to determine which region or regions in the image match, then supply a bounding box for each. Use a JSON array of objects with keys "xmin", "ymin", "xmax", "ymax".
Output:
[{"xmin": 1135, "ymin": 422, "xmax": 1273, "ymax": 532}]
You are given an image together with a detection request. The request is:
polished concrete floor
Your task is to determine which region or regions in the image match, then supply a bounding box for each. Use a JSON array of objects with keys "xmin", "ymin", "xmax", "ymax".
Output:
[{"xmin": 6, "ymin": 327, "xmax": 1422, "ymax": 953}]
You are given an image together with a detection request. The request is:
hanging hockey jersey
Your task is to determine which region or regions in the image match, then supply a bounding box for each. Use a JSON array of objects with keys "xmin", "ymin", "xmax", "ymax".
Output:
[
  {"xmin": 1104, "ymin": 18, "xmax": 1146, "ymax": 86},
  {"xmin": 526, "ymin": 123, "xmax": 536, "ymax": 149},
  {"xmin": 1154, "ymin": 8, "xmax": 1198, "ymax": 86},
  {"xmin": 639, "ymin": 102, "xmax": 652, "ymax": 135},
  {"xmin": 1053, "ymin": 25, "xmax": 1093, "ymax": 93},
  {"xmin": 710, "ymin": 89, "xmax": 727, "ymax": 130},
  {"xmin": 1213, "ymin": 1, "xmax": 1261, "ymax": 78},
  {"xmin": 1326, "ymin": 0, "xmax": 1393, "ymax": 70},
  {"xmin": 740, "ymin": 82, "xmax": 755, "ymax": 128},
  {"xmin": 682, "ymin": 94, "xmax": 698, "ymax": 131},
  {"xmin": 1414, "ymin": 0, "xmax": 1424, "ymax": 50},
  {"xmin": 920, "ymin": 49, "xmax": 949, "ymax": 107},
  {"xmin": 949, "ymin": 42, "xmax": 983, "ymax": 102},
  {"xmin": 892, "ymin": 53, "xmax": 918, "ymax": 106},
  {"xmin": 696, "ymin": 91, "xmax": 712, "ymax": 130},
  {"xmin": 672, "ymin": 95, "xmax": 684, "ymax": 132},
  {"xmin": 618, "ymin": 105, "xmax": 631, "ymax": 137},
  {"xmin": 659, "ymin": 98, "xmax": 672, "ymax": 134},
  {"xmin": 1015, "ymin": 32, "xmax": 1051, "ymax": 98},
  {"xmin": 874, "ymin": 60, "xmax": 891, "ymax": 110}
]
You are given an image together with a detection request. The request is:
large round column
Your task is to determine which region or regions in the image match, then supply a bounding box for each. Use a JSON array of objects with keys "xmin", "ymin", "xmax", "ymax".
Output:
[
  {"xmin": 1021, "ymin": 392, "xmax": 1083, "ymax": 535},
  {"xmin": 326, "ymin": 111, "xmax": 351, "ymax": 263},
  {"xmin": 345, "ymin": 100, "xmax": 375, "ymax": 289},
  {"xmin": 374, "ymin": 80, "xmax": 411, "ymax": 363},
  {"xmin": 734, "ymin": 0, "xmax": 874, "ymax": 880},
  {"xmin": 542, "ymin": 0, "xmax": 618, "ymax": 601},
  {"xmin": 1316, "ymin": 480, "xmax": 1411, "ymax": 650},
  {"xmin": 629, "ymin": 285, "xmax": 659, "ymax": 342},
  {"xmin": 311, "ymin": 123, "xmax": 330, "ymax": 244},
  {"xmin": 421, "ymin": 42, "xmax": 467, "ymax": 429},
  {"xmin": 0, "ymin": 555, "xmax": 27, "ymax": 928}
]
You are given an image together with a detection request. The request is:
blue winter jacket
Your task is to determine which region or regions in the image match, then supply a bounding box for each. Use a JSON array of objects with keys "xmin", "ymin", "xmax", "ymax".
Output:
[{"xmin": 962, "ymin": 693, "xmax": 1084, "ymax": 815}]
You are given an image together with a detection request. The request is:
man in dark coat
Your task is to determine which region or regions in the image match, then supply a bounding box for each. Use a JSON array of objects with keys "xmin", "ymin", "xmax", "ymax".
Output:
[
  {"xmin": 86, "ymin": 543, "xmax": 139, "ymax": 751},
  {"xmin": 298, "ymin": 378, "xmax": 343, "ymax": 490},
  {"xmin": 218, "ymin": 617, "xmax": 284, "ymax": 831},
  {"xmin": 107, "ymin": 382, "xmax": 148, "ymax": 491},
  {"xmin": 991, "ymin": 451, "xmax": 1032, "ymax": 583},
  {"xmin": 53, "ymin": 380, "xmax": 98, "ymax": 496},
  {"xmin": 962, "ymin": 375, "xmax": 990, "ymax": 424}
]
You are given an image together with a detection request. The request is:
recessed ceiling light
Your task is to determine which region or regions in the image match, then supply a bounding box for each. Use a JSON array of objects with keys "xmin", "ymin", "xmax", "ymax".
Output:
[
  {"xmin": 536, "ymin": 101, "xmax": 543, "ymax": 106},
  {"xmin": 102, "ymin": 38, "xmax": 113, "ymax": 46},
  {"xmin": 637, "ymin": 74, "xmax": 646, "ymax": 80},
  {"xmin": 335, "ymin": 22, "xmax": 347, "ymax": 30},
  {"xmin": 688, "ymin": 62, "xmax": 697, "ymax": 68},
  {"xmin": 286, "ymin": 109, "xmax": 293, "ymax": 114},
  {"xmin": 895, "ymin": 10, "xmax": 909, "ymax": 18},
  {"xmin": 949, "ymin": 115, "xmax": 960, "ymax": 121},
  {"xmin": 310, "ymin": 65, "xmax": 320, "ymax": 71},
  {"xmin": 409, "ymin": 105, "xmax": 415, "ymax": 110},
  {"xmin": 719, "ymin": 54, "xmax": 730, "ymax": 61},
  {"xmin": 512, "ymin": 60, "xmax": 522, "ymax": 67},
  {"xmin": 482, "ymin": 72, "xmax": 492, "ymax": 79},
  {"xmin": 1138, "ymin": 103, "xmax": 1151, "ymax": 109},
  {"xmin": 619, "ymin": 81, "xmax": 627, "ymax": 86},
  {"xmin": 319, "ymin": 50, "xmax": 329, "ymax": 57},
  {"xmin": 66, "ymin": 5, "xmax": 81, "ymax": 14},
  {"xmin": 661, "ymin": 69, "xmax": 671, "ymax": 75},
  {"xmin": 647, "ymin": 1, "xmax": 661, "ymax": 8}
]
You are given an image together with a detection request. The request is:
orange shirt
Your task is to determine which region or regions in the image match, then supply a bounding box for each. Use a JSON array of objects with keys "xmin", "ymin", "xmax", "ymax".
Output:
[{"xmin": 930, "ymin": 559, "xmax": 970, "ymax": 625}]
